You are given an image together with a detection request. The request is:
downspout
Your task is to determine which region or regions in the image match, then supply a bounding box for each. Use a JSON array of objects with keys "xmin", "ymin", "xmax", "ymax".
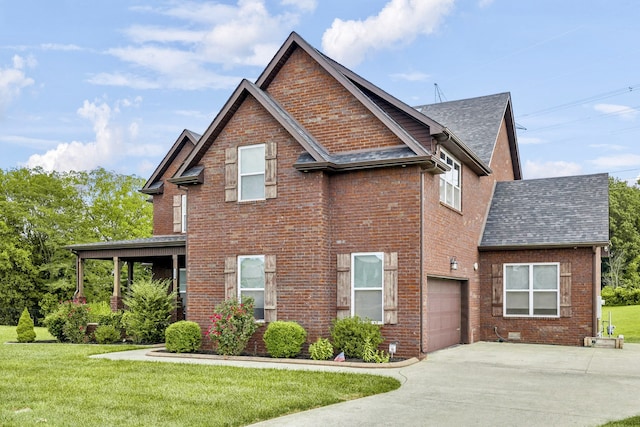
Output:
[
  {"xmin": 593, "ymin": 246, "xmax": 602, "ymax": 336},
  {"xmin": 420, "ymin": 170, "xmax": 425, "ymax": 354}
]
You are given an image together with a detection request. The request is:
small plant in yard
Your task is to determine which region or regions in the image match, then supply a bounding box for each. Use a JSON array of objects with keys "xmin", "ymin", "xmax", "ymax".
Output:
[
  {"xmin": 206, "ymin": 297, "xmax": 258, "ymax": 356},
  {"xmin": 43, "ymin": 300, "xmax": 90, "ymax": 343},
  {"xmin": 16, "ymin": 308, "xmax": 36, "ymax": 343},
  {"xmin": 263, "ymin": 321, "xmax": 307, "ymax": 358},
  {"xmin": 122, "ymin": 278, "xmax": 175, "ymax": 344},
  {"xmin": 331, "ymin": 315, "xmax": 384, "ymax": 359},
  {"xmin": 94, "ymin": 324, "xmax": 121, "ymax": 344},
  {"xmin": 361, "ymin": 336, "xmax": 390, "ymax": 363},
  {"xmin": 309, "ymin": 337, "xmax": 334, "ymax": 360},
  {"xmin": 165, "ymin": 321, "xmax": 202, "ymax": 353}
]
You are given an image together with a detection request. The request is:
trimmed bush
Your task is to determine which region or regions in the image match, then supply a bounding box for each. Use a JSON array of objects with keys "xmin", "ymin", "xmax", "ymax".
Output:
[
  {"xmin": 601, "ymin": 286, "xmax": 640, "ymax": 306},
  {"xmin": 16, "ymin": 308, "xmax": 36, "ymax": 343},
  {"xmin": 207, "ymin": 297, "xmax": 257, "ymax": 356},
  {"xmin": 122, "ymin": 279, "xmax": 175, "ymax": 344},
  {"xmin": 94, "ymin": 325, "xmax": 121, "ymax": 344},
  {"xmin": 330, "ymin": 315, "xmax": 384, "ymax": 359},
  {"xmin": 165, "ymin": 321, "xmax": 202, "ymax": 353},
  {"xmin": 309, "ymin": 337, "xmax": 334, "ymax": 361},
  {"xmin": 44, "ymin": 301, "xmax": 90, "ymax": 343},
  {"xmin": 88, "ymin": 301, "xmax": 113, "ymax": 323},
  {"xmin": 263, "ymin": 321, "xmax": 307, "ymax": 358}
]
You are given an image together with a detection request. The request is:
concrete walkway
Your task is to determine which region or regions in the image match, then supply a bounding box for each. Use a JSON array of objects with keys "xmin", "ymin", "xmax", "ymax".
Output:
[{"xmin": 94, "ymin": 342, "xmax": 640, "ymax": 426}]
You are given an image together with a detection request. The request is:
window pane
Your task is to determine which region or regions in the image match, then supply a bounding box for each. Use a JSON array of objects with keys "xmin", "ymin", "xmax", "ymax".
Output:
[
  {"xmin": 354, "ymin": 254, "xmax": 382, "ymax": 288},
  {"xmin": 241, "ymin": 290, "xmax": 264, "ymax": 320},
  {"xmin": 506, "ymin": 265, "xmax": 529, "ymax": 290},
  {"xmin": 439, "ymin": 178, "xmax": 446, "ymax": 203},
  {"xmin": 240, "ymin": 145, "xmax": 265, "ymax": 174},
  {"xmin": 453, "ymin": 187, "xmax": 460, "ymax": 210},
  {"xmin": 505, "ymin": 291, "xmax": 529, "ymax": 315},
  {"xmin": 354, "ymin": 289, "xmax": 382, "ymax": 322},
  {"xmin": 533, "ymin": 292, "xmax": 558, "ymax": 316},
  {"xmin": 533, "ymin": 265, "xmax": 558, "ymax": 290},
  {"xmin": 240, "ymin": 174, "xmax": 265, "ymax": 200},
  {"xmin": 240, "ymin": 257, "xmax": 264, "ymax": 289},
  {"xmin": 452, "ymin": 164, "xmax": 460, "ymax": 186}
]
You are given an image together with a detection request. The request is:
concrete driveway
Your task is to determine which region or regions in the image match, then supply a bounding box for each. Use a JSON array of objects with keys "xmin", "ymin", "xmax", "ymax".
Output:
[
  {"xmin": 250, "ymin": 342, "xmax": 640, "ymax": 427},
  {"xmin": 96, "ymin": 341, "xmax": 640, "ymax": 426}
]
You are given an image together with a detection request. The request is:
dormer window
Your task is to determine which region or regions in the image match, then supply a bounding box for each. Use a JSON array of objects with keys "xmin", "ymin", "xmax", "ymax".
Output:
[{"xmin": 439, "ymin": 148, "xmax": 461, "ymax": 210}]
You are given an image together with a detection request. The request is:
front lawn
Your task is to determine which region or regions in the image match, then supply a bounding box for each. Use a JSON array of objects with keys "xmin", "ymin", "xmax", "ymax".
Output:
[
  {"xmin": 601, "ymin": 305, "xmax": 640, "ymax": 343},
  {"xmin": 0, "ymin": 326, "xmax": 399, "ymax": 426}
]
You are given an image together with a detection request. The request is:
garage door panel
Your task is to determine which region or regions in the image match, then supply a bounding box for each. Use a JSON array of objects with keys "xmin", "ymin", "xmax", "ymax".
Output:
[{"xmin": 427, "ymin": 279, "xmax": 461, "ymax": 352}]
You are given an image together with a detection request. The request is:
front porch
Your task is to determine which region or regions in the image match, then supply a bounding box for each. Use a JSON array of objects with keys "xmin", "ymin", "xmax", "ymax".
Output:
[{"xmin": 67, "ymin": 235, "xmax": 186, "ymax": 319}]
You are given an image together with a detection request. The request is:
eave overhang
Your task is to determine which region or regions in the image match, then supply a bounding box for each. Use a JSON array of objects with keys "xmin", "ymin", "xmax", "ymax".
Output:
[{"xmin": 478, "ymin": 241, "xmax": 609, "ymax": 252}]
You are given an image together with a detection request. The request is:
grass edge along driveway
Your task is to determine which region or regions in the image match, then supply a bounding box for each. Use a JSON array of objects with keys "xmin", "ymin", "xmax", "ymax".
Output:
[{"xmin": 0, "ymin": 326, "xmax": 399, "ymax": 426}]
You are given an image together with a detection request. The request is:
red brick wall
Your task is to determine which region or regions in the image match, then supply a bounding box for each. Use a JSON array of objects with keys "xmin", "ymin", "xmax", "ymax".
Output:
[
  {"xmin": 152, "ymin": 145, "xmax": 191, "ymax": 235},
  {"xmin": 479, "ymin": 247, "xmax": 595, "ymax": 346},
  {"xmin": 266, "ymin": 48, "xmax": 403, "ymax": 153}
]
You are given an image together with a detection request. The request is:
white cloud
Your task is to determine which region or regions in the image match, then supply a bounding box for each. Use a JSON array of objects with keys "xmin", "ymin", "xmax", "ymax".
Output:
[
  {"xmin": 25, "ymin": 97, "xmax": 159, "ymax": 172},
  {"xmin": 40, "ymin": 43, "xmax": 83, "ymax": 51},
  {"xmin": 97, "ymin": 0, "xmax": 312, "ymax": 90},
  {"xmin": 523, "ymin": 160, "xmax": 583, "ymax": 179},
  {"xmin": 590, "ymin": 154, "xmax": 640, "ymax": 169},
  {"xmin": 390, "ymin": 71, "xmax": 430, "ymax": 82},
  {"xmin": 593, "ymin": 103, "xmax": 638, "ymax": 121},
  {"xmin": 478, "ymin": 0, "xmax": 494, "ymax": 8},
  {"xmin": 321, "ymin": 0, "xmax": 455, "ymax": 67},
  {"xmin": 0, "ymin": 55, "xmax": 35, "ymax": 116},
  {"xmin": 0, "ymin": 134, "xmax": 63, "ymax": 149},
  {"xmin": 589, "ymin": 143, "xmax": 626, "ymax": 151}
]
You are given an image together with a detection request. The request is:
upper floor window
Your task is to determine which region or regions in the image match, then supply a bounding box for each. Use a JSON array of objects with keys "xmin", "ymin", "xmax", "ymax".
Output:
[
  {"xmin": 351, "ymin": 252, "xmax": 384, "ymax": 323},
  {"xmin": 504, "ymin": 263, "xmax": 559, "ymax": 317},
  {"xmin": 238, "ymin": 144, "xmax": 265, "ymax": 201},
  {"xmin": 238, "ymin": 255, "xmax": 265, "ymax": 321},
  {"xmin": 181, "ymin": 194, "xmax": 187, "ymax": 233},
  {"xmin": 439, "ymin": 149, "xmax": 461, "ymax": 210}
]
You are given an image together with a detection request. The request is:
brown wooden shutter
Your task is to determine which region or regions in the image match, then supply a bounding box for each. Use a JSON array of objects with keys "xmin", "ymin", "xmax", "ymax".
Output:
[
  {"xmin": 384, "ymin": 252, "xmax": 398, "ymax": 324},
  {"xmin": 560, "ymin": 262, "xmax": 572, "ymax": 317},
  {"xmin": 492, "ymin": 264, "xmax": 503, "ymax": 317},
  {"xmin": 265, "ymin": 141, "xmax": 277, "ymax": 199},
  {"xmin": 264, "ymin": 255, "xmax": 277, "ymax": 322},
  {"xmin": 224, "ymin": 256, "xmax": 237, "ymax": 300},
  {"xmin": 336, "ymin": 254, "xmax": 351, "ymax": 319},
  {"xmin": 225, "ymin": 147, "xmax": 238, "ymax": 202},
  {"xmin": 172, "ymin": 195, "xmax": 182, "ymax": 233}
]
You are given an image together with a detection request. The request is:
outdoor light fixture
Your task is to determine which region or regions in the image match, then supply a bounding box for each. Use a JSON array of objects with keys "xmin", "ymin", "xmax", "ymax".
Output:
[{"xmin": 450, "ymin": 256, "xmax": 458, "ymax": 271}]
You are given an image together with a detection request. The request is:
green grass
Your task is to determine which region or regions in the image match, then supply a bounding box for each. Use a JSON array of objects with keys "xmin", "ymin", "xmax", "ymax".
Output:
[
  {"xmin": 602, "ymin": 305, "xmax": 640, "ymax": 343},
  {"xmin": 601, "ymin": 416, "xmax": 640, "ymax": 426},
  {"xmin": 0, "ymin": 326, "xmax": 399, "ymax": 426}
]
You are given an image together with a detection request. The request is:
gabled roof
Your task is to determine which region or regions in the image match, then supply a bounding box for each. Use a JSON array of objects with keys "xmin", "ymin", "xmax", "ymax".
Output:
[
  {"xmin": 416, "ymin": 93, "xmax": 522, "ymax": 180},
  {"xmin": 141, "ymin": 129, "xmax": 199, "ymax": 194},
  {"xmin": 479, "ymin": 173, "xmax": 609, "ymax": 250}
]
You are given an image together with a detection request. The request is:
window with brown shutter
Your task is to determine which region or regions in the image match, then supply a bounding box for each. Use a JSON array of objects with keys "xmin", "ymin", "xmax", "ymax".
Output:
[
  {"xmin": 225, "ymin": 143, "xmax": 277, "ymax": 202},
  {"xmin": 173, "ymin": 195, "xmax": 182, "ymax": 233}
]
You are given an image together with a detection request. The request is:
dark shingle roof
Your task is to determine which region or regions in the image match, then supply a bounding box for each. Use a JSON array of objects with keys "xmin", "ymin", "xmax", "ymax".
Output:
[
  {"xmin": 67, "ymin": 235, "xmax": 186, "ymax": 251},
  {"xmin": 480, "ymin": 173, "xmax": 609, "ymax": 249},
  {"xmin": 416, "ymin": 93, "xmax": 510, "ymax": 165}
]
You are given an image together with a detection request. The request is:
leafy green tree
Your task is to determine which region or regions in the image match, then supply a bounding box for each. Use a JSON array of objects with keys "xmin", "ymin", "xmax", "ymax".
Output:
[
  {"xmin": 16, "ymin": 308, "xmax": 36, "ymax": 342},
  {"xmin": 607, "ymin": 178, "xmax": 640, "ymax": 288}
]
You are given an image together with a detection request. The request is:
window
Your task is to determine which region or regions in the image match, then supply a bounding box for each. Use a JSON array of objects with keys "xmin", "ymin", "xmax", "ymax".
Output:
[
  {"xmin": 504, "ymin": 263, "xmax": 559, "ymax": 317},
  {"xmin": 439, "ymin": 149, "xmax": 461, "ymax": 210},
  {"xmin": 180, "ymin": 194, "xmax": 187, "ymax": 233},
  {"xmin": 238, "ymin": 255, "xmax": 265, "ymax": 320},
  {"xmin": 179, "ymin": 268, "xmax": 187, "ymax": 315},
  {"xmin": 238, "ymin": 144, "xmax": 265, "ymax": 201},
  {"xmin": 351, "ymin": 253, "xmax": 384, "ymax": 323}
]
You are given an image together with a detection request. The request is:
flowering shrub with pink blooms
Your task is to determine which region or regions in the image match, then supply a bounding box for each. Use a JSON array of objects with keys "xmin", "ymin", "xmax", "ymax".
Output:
[
  {"xmin": 44, "ymin": 300, "xmax": 90, "ymax": 343},
  {"xmin": 206, "ymin": 297, "xmax": 258, "ymax": 356}
]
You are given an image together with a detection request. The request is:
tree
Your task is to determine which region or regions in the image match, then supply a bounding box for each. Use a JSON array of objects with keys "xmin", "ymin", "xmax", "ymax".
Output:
[{"xmin": 607, "ymin": 177, "xmax": 640, "ymax": 288}]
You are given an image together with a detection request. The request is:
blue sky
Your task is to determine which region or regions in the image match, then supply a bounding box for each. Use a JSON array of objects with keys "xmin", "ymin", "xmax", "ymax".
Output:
[{"xmin": 1, "ymin": 0, "xmax": 639, "ymax": 182}]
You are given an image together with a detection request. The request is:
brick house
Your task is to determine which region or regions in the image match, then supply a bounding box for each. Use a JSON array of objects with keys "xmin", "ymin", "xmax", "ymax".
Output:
[{"xmin": 69, "ymin": 33, "xmax": 609, "ymax": 357}]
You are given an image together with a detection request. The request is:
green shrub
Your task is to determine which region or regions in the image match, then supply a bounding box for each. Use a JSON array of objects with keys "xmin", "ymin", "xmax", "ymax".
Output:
[
  {"xmin": 16, "ymin": 308, "xmax": 36, "ymax": 343},
  {"xmin": 263, "ymin": 321, "xmax": 307, "ymax": 358},
  {"xmin": 362, "ymin": 336, "xmax": 390, "ymax": 363},
  {"xmin": 44, "ymin": 301, "xmax": 90, "ymax": 343},
  {"xmin": 94, "ymin": 325, "xmax": 121, "ymax": 344},
  {"xmin": 309, "ymin": 337, "xmax": 334, "ymax": 360},
  {"xmin": 207, "ymin": 297, "xmax": 258, "ymax": 356},
  {"xmin": 87, "ymin": 301, "xmax": 112, "ymax": 323},
  {"xmin": 330, "ymin": 316, "xmax": 384, "ymax": 359},
  {"xmin": 165, "ymin": 321, "xmax": 202, "ymax": 353},
  {"xmin": 122, "ymin": 279, "xmax": 175, "ymax": 344},
  {"xmin": 601, "ymin": 286, "xmax": 640, "ymax": 306}
]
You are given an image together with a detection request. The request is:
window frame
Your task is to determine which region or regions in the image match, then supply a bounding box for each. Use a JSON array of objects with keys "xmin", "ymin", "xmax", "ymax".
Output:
[
  {"xmin": 238, "ymin": 144, "xmax": 266, "ymax": 202},
  {"xmin": 237, "ymin": 255, "xmax": 265, "ymax": 321},
  {"xmin": 503, "ymin": 262, "xmax": 560, "ymax": 318},
  {"xmin": 350, "ymin": 252, "xmax": 384, "ymax": 324},
  {"xmin": 439, "ymin": 148, "xmax": 462, "ymax": 210},
  {"xmin": 180, "ymin": 194, "xmax": 187, "ymax": 233}
]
